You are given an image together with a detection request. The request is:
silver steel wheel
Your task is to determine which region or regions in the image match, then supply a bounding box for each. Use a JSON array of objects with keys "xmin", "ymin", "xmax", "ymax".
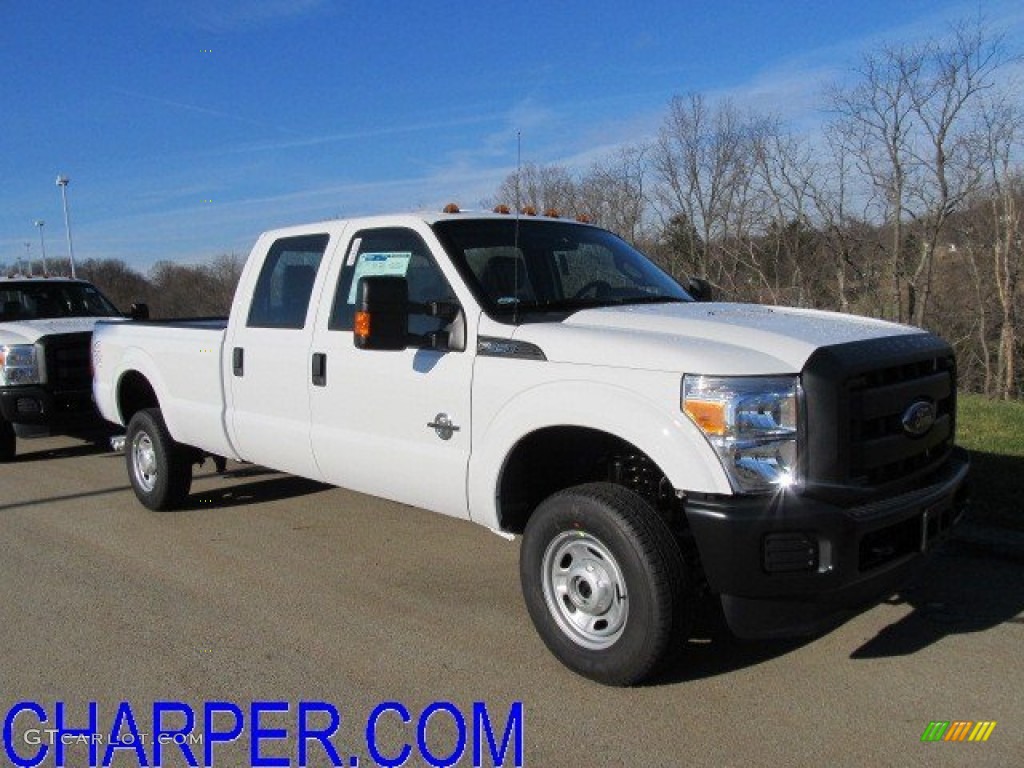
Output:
[
  {"xmin": 541, "ymin": 530, "xmax": 629, "ymax": 650},
  {"xmin": 131, "ymin": 430, "xmax": 158, "ymax": 493}
]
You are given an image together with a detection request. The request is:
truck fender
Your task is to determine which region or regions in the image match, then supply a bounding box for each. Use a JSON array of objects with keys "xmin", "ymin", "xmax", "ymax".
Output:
[
  {"xmin": 467, "ymin": 380, "xmax": 731, "ymax": 531},
  {"xmin": 110, "ymin": 346, "xmax": 173, "ymax": 427}
]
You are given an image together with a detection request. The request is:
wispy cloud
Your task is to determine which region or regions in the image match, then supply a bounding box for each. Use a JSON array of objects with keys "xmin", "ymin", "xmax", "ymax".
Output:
[
  {"xmin": 220, "ymin": 112, "xmax": 507, "ymax": 155},
  {"xmin": 185, "ymin": 0, "xmax": 331, "ymax": 33},
  {"xmin": 110, "ymin": 88, "xmax": 298, "ymax": 135}
]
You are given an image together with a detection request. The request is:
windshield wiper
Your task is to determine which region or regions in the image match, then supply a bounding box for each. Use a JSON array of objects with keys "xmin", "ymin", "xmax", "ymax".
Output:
[
  {"xmin": 494, "ymin": 294, "xmax": 688, "ymax": 315},
  {"xmin": 520, "ymin": 297, "xmax": 614, "ymax": 312},
  {"xmin": 613, "ymin": 295, "xmax": 688, "ymax": 305}
]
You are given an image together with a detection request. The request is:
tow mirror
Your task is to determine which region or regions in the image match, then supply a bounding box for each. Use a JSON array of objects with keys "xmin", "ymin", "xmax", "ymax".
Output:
[
  {"xmin": 685, "ymin": 277, "xmax": 713, "ymax": 302},
  {"xmin": 354, "ymin": 276, "xmax": 409, "ymax": 351},
  {"xmin": 129, "ymin": 303, "xmax": 150, "ymax": 320}
]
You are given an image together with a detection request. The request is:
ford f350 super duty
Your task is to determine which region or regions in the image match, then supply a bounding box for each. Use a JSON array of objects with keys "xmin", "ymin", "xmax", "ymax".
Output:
[
  {"xmin": 0, "ymin": 276, "xmax": 129, "ymax": 461},
  {"xmin": 91, "ymin": 208, "xmax": 968, "ymax": 685}
]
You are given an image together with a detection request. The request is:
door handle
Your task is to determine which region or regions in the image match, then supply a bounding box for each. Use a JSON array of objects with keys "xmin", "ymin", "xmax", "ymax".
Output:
[
  {"xmin": 312, "ymin": 352, "xmax": 327, "ymax": 386},
  {"xmin": 232, "ymin": 347, "xmax": 244, "ymax": 377}
]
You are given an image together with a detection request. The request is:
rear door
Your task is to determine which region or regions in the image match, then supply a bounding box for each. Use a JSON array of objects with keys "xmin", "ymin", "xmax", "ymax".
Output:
[
  {"xmin": 308, "ymin": 224, "xmax": 475, "ymax": 518},
  {"xmin": 225, "ymin": 230, "xmax": 336, "ymax": 478}
]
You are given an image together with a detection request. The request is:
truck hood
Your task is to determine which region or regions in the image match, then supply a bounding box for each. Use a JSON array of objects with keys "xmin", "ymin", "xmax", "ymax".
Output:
[
  {"xmin": 0, "ymin": 316, "xmax": 119, "ymax": 345},
  {"xmin": 513, "ymin": 302, "xmax": 923, "ymax": 375}
]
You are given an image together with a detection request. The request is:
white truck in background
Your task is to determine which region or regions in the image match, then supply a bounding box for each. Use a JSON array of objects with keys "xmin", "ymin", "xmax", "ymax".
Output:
[
  {"xmin": 91, "ymin": 208, "xmax": 968, "ymax": 685},
  {"xmin": 0, "ymin": 277, "xmax": 132, "ymax": 461}
]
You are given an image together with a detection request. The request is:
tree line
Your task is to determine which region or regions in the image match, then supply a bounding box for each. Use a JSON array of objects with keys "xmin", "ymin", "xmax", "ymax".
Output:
[
  {"xmin": 490, "ymin": 19, "xmax": 1023, "ymax": 400},
  {"xmin": 1, "ymin": 254, "xmax": 245, "ymax": 320}
]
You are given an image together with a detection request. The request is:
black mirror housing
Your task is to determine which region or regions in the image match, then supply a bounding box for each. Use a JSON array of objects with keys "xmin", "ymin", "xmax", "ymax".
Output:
[
  {"xmin": 129, "ymin": 302, "xmax": 150, "ymax": 321},
  {"xmin": 685, "ymin": 277, "xmax": 713, "ymax": 302},
  {"xmin": 354, "ymin": 276, "xmax": 410, "ymax": 350}
]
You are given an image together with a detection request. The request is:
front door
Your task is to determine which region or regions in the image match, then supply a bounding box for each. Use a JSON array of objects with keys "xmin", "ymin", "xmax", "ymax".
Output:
[{"xmin": 309, "ymin": 225, "xmax": 474, "ymax": 518}]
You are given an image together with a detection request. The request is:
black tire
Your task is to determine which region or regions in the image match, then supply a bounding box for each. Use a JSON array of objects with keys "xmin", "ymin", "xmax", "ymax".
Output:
[
  {"xmin": 0, "ymin": 416, "xmax": 15, "ymax": 462},
  {"xmin": 520, "ymin": 482, "xmax": 692, "ymax": 686},
  {"xmin": 125, "ymin": 408, "xmax": 192, "ymax": 510}
]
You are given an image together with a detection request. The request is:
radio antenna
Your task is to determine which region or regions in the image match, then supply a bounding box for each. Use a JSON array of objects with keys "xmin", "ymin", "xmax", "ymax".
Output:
[{"xmin": 513, "ymin": 129, "xmax": 522, "ymax": 326}]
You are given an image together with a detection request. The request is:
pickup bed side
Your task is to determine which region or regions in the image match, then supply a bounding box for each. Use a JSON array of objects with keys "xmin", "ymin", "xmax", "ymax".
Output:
[{"xmin": 94, "ymin": 319, "xmax": 235, "ymax": 460}]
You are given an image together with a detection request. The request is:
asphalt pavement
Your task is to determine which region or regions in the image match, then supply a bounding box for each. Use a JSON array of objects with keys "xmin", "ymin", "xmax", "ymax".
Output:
[{"xmin": 1, "ymin": 435, "xmax": 1021, "ymax": 767}]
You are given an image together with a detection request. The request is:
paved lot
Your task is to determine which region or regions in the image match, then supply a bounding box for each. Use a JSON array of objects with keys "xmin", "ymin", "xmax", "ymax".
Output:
[{"xmin": 2, "ymin": 435, "xmax": 1022, "ymax": 767}]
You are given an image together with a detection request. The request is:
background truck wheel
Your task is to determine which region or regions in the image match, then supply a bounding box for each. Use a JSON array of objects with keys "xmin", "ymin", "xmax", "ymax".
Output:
[
  {"xmin": 520, "ymin": 482, "xmax": 691, "ymax": 686},
  {"xmin": 125, "ymin": 408, "xmax": 192, "ymax": 510},
  {"xmin": 0, "ymin": 417, "xmax": 15, "ymax": 462}
]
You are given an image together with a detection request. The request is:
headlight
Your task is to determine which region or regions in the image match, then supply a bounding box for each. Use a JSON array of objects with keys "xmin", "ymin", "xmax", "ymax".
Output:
[
  {"xmin": 0, "ymin": 344, "xmax": 41, "ymax": 386},
  {"xmin": 682, "ymin": 375, "xmax": 801, "ymax": 493}
]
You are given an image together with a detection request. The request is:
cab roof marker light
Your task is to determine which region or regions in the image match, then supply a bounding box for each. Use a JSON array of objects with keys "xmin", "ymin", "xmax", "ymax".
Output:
[{"xmin": 443, "ymin": 203, "xmax": 461, "ymax": 214}]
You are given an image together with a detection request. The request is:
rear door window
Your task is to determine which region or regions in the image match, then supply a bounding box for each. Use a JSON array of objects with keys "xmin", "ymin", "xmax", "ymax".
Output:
[{"xmin": 246, "ymin": 234, "xmax": 329, "ymax": 329}]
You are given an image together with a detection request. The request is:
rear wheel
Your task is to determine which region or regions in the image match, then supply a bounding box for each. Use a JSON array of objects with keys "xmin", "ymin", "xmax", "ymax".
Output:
[
  {"xmin": 0, "ymin": 416, "xmax": 15, "ymax": 462},
  {"xmin": 125, "ymin": 408, "xmax": 192, "ymax": 510},
  {"xmin": 520, "ymin": 482, "xmax": 692, "ymax": 686}
]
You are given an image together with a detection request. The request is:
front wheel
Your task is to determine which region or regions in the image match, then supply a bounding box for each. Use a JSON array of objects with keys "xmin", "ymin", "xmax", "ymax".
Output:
[
  {"xmin": 125, "ymin": 408, "xmax": 192, "ymax": 510},
  {"xmin": 520, "ymin": 482, "xmax": 691, "ymax": 686},
  {"xmin": 0, "ymin": 416, "xmax": 15, "ymax": 462}
]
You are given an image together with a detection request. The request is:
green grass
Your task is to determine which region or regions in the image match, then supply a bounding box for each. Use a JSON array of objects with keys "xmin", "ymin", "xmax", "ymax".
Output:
[{"xmin": 956, "ymin": 393, "xmax": 1024, "ymax": 531}]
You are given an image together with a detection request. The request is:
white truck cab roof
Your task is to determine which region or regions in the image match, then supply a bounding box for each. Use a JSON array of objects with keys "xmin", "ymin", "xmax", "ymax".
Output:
[{"xmin": 0, "ymin": 276, "xmax": 123, "ymax": 345}]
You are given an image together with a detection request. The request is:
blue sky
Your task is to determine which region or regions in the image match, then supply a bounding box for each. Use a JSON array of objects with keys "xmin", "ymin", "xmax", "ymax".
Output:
[{"xmin": 2, "ymin": 0, "xmax": 1022, "ymax": 270}]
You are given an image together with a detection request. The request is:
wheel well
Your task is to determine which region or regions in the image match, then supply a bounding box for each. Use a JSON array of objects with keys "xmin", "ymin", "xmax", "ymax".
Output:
[
  {"xmin": 497, "ymin": 426, "xmax": 682, "ymax": 534},
  {"xmin": 117, "ymin": 371, "xmax": 159, "ymax": 425}
]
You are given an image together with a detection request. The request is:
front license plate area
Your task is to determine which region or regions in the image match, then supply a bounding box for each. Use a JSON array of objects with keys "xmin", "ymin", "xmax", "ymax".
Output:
[{"xmin": 920, "ymin": 498, "xmax": 954, "ymax": 552}]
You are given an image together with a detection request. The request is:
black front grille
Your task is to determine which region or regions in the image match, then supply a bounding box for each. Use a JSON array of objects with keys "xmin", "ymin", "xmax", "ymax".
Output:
[
  {"xmin": 802, "ymin": 333, "xmax": 957, "ymax": 504},
  {"xmin": 848, "ymin": 356, "xmax": 955, "ymax": 485},
  {"xmin": 41, "ymin": 332, "xmax": 93, "ymax": 392}
]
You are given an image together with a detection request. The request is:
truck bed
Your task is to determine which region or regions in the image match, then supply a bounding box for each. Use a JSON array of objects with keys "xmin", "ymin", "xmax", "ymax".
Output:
[
  {"xmin": 127, "ymin": 316, "xmax": 229, "ymax": 330},
  {"xmin": 92, "ymin": 318, "xmax": 236, "ymax": 460}
]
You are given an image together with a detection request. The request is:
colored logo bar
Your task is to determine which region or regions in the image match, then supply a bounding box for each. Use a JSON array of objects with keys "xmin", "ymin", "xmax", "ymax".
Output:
[{"xmin": 921, "ymin": 721, "xmax": 997, "ymax": 742}]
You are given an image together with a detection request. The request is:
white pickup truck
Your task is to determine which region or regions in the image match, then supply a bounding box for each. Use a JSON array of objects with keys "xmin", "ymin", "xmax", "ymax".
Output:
[
  {"xmin": 1, "ymin": 276, "xmax": 129, "ymax": 461},
  {"xmin": 92, "ymin": 208, "xmax": 968, "ymax": 685}
]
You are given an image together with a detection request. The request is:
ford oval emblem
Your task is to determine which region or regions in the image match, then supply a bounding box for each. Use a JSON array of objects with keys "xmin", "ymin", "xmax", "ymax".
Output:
[{"xmin": 901, "ymin": 400, "xmax": 936, "ymax": 437}]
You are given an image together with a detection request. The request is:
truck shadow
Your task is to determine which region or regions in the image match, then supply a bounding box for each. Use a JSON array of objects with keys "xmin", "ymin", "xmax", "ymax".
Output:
[
  {"xmin": 182, "ymin": 471, "xmax": 330, "ymax": 511},
  {"xmin": 647, "ymin": 606, "xmax": 813, "ymax": 686},
  {"xmin": 849, "ymin": 530, "xmax": 1024, "ymax": 659},
  {"xmin": 847, "ymin": 446, "xmax": 1024, "ymax": 659},
  {"xmin": 649, "ymin": 527, "xmax": 1024, "ymax": 685},
  {"xmin": 11, "ymin": 427, "xmax": 117, "ymax": 462},
  {"xmin": 11, "ymin": 442, "xmax": 109, "ymax": 463}
]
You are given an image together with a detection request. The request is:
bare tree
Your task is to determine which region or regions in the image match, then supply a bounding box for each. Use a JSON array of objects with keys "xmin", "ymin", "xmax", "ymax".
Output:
[
  {"xmin": 577, "ymin": 144, "xmax": 650, "ymax": 242},
  {"xmin": 810, "ymin": 124, "xmax": 875, "ymax": 314},
  {"xmin": 905, "ymin": 21, "xmax": 1009, "ymax": 325},
  {"xmin": 828, "ymin": 42, "xmax": 924, "ymax": 321},
  {"xmin": 493, "ymin": 163, "xmax": 580, "ymax": 215},
  {"xmin": 828, "ymin": 20, "xmax": 1012, "ymax": 325},
  {"xmin": 976, "ymin": 97, "xmax": 1023, "ymax": 399},
  {"xmin": 651, "ymin": 93, "xmax": 755, "ymax": 291},
  {"xmin": 77, "ymin": 258, "xmax": 152, "ymax": 312}
]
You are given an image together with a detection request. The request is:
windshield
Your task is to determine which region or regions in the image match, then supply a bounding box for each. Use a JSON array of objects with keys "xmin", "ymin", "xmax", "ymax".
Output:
[
  {"xmin": 0, "ymin": 281, "xmax": 120, "ymax": 321},
  {"xmin": 432, "ymin": 219, "xmax": 691, "ymax": 321}
]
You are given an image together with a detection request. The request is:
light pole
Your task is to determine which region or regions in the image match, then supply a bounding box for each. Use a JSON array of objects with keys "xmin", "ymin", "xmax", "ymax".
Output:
[
  {"xmin": 56, "ymin": 174, "xmax": 76, "ymax": 278},
  {"xmin": 34, "ymin": 219, "xmax": 48, "ymax": 275}
]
